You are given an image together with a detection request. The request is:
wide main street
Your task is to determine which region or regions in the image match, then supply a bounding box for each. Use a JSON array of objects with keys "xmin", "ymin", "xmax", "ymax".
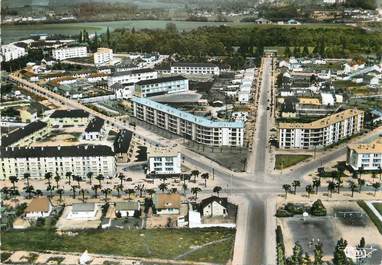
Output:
[{"xmin": 9, "ymin": 59, "xmax": 382, "ymax": 265}]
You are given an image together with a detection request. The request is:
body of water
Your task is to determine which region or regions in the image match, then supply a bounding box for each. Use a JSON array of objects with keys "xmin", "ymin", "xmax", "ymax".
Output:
[{"xmin": 1, "ymin": 20, "xmax": 237, "ymax": 44}]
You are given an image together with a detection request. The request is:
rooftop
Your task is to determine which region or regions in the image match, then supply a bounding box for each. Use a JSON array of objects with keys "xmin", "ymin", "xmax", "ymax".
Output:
[
  {"xmin": 148, "ymin": 147, "xmax": 179, "ymax": 157},
  {"xmin": 348, "ymin": 137, "xmax": 382, "ymax": 154},
  {"xmin": 131, "ymin": 97, "xmax": 244, "ymax": 129},
  {"xmin": 85, "ymin": 117, "xmax": 104, "ymax": 133},
  {"xmin": 2, "ymin": 145, "xmax": 115, "ymax": 158},
  {"xmin": 279, "ymin": 109, "xmax": 364, "ymax": 129},
  {"xmin": 172, "ymin": 62, "xmax": 217, "ymax": 68},
  {"xmin": 112, "ymin": 68, "xmax": 156, "ymax": 77},
  {"xmin": 113, "ymin": 129, "xmax": 133, "ymax": 153},
  {"xmin": 72, "ymin": 203, "xmax": 95, "ymax": 213},
  {"xmin": 115, "ymin": 201, "xmax": 140, "ymax": 211},
  {"xmin": 50, "ymin": 109, "xmax": 89, "ymax": 119},
  {"xmin": 25, "ymin": 197, "xmax": 50, "ymax": 213},
  {"xmin": 1, "ymin": 120, "xmax": 47, "ymax": 147},
  {"xmin": 136, "ymin": 75, "xmax": 187, "ymax": 86},
  {"xmin": 154, "ymin": 193, "xmax": 181, "ymax": 209}
]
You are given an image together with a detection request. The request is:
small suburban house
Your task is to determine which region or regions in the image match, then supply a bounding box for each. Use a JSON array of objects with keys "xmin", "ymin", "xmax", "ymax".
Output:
[
  {"xmin": 67, "ymin": 203, "xmax": 97, "ymax": 219},
  {"xmin": 25, "ymin": 197, "xmax": 52, "ymax": 219},
  {"xmin": 199, "ymin": 196, "xmax": 238, "ymax": 218},
  {"xmin": 115, "ymin": 201, "xmax": 140, "ymax": 217},
  {"xmin": 154, "ymin": 193, "xmax": 181, "ymax": 215}
]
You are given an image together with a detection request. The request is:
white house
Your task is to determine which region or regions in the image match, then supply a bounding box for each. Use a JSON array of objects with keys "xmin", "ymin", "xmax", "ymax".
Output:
[
  {"xmin": 25, "ymin": 197, "xmax": 52, "ymax": 218},
  {"xmin": 199, "ymin": 196, "xmax": 237, "ymax": 218},
  {"xmin": 67, "ymin": 203, "xmax": 98, "ymax": 219},
  {"xmin": 321, "ymin": 92, "xmax": 335, "ymax": 106},
  {"xmin": 347, "ymin": 137, "xmax": 382, "ymax": 171},
  {"xmin": 83, "ymin": 117, "xmax": 105, "ymax": 141},
  {"xmin": 115, "ymin": 201, "xmax": 140, "ymax": 217},
  {"xmin": 147, "ymin": 148, "xmax": 182, "ymax": 175}
]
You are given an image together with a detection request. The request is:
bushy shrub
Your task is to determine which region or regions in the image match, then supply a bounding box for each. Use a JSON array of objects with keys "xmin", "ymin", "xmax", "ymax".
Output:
[{"xmin": 310, "ymin": 199, "xmax": 327, "ymax": 216}]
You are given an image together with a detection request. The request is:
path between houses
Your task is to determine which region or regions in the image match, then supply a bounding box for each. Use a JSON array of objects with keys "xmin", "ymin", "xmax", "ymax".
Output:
[{"xmin": 174, "ymin": 237, "xmax": 232, "ymax": 260}]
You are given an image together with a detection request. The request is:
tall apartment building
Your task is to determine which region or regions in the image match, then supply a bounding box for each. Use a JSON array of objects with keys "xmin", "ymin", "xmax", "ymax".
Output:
[
  {"xmin": 94, "ymin": 47, "xmax": 113, "ymax": 66},
  {"xmin": 135, "ymin": 76, "xmax": 188, "ymax": 97},
  {"xmin": 1, "ymin": 44, "xmax": 27, "ymax": 62},
  {"xmin": 147, "ymin": 148, "xmax": 182, "ymax": 175},
  {"xmin": 170, "ymin": 63, "xmax": 220, "ymax": 76},
  {"xmin": 52, "ymin": 46, "xmax": 88, "ymax": 61},
  {"xmin": 279, "ymin": 109, "xmax": 364, "ymax": 149},
  {"xmin": 347, "ymin": 137, "xmax": 382, "ymax": 171},
  {"xmin": 131, "ymin": 97, "xmax": 244, "ymax": 146},
  {"xmin": 108, "ymin": 68, "xmax": 158, "ymax": 87},
  {"xmin": 1, "ymin": 145, "xmax": 116, "ymax": 179}
]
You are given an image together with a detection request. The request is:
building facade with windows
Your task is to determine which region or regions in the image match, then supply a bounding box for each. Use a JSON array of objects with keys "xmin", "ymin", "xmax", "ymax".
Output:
[
  {"xmin": 131, "ymin": 97, "xmax": 244, "ymax": 146},
  {"xmin": 1, "ymin": 145, "xmax": 116, "ymax": 179},
  {"xmin": 52, "ymin": 46, "xmax": 88, "ymax": 61},
  {"xmin": 94, "ymin": 48, "xmax": 113, "ymax": 66},
  {"xmin": 147, "ymin": 148, "xmax": 182, "ymax": 175},
  {"xmin": 135, "ymin": 76, "xmax": 188, "ymax": 97},
  {"xmin": 1, "ymin": 44, "xmax": 27, "ymax": 62},
  {"xmin": 347, "ymin": 137, "xmax": 382, "ymax": 171},
  {"xmin": 108, "ymin": 68, "xmax": 157, "ymax": 87},
  {"xmin": 279, "ymin": 109, "xmax": 364, "ymax": 149},
  {"xmin": 49, "ymin": 109, "xmax": 89, "ymax": 127},
  {"xmin": 170, "ymin": 63, "xmax": 220, "ymax": 76}
]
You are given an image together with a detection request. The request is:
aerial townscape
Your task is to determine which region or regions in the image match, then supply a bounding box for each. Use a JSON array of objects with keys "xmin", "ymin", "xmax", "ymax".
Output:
[{"xmin": 0, "ymin": 0, "xmax": 382, "ymax": 264}]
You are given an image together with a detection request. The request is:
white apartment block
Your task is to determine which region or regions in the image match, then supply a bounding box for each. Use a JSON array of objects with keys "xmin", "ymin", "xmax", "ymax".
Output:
[
  {"xmin": 279, "ymin": 109, "xmax": 364, "ymax": 149},
  {"xmin": 131, "ymin": 97, "xmax": 244, "ymax": 147},
  {"xmin": 1, "ymin": 44, "xmax": 27, "ymax": 62},
  {"xmin": 171, "ymin": 63, "xmax": 220, "ymax": 76},
  {"xmin": 108, "ymin": 68, "xmax": 158, "ymax": 88},
  {"xmin": 148, "ymin": 148, "xmax": 182, "ymax": 175},
  {"xmin": 347, "ymin": 138, "xmax": 382, "ymax": 171},
  {"xmin": 1, "ymin": 145, "xmax": 116, "ymax": 179},
  {"xmin": 135, "ymin": 76, "xmax": 189, "ymax": 97},
  {"xmin": 52, "ymin": 46, "xmax": 88, "ymax": 61},
  {"xmin": 94, "ymin": 47, "xmax": 113, "ymax": 66}
]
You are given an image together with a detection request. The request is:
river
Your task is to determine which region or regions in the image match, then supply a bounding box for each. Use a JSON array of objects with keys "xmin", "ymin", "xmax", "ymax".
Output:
[{"xmin": 1, "ymin": 20, "xmax": 238, "ymax": 44}]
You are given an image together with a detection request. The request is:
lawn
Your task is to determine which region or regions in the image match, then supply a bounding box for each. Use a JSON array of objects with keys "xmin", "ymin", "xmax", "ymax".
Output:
[
  {"xmin": 275, "ymin": 154, "xmax": 312, "ymax": 170},
  {"xmin": 1, "ymin": 228, "xmax": 235, "ymax": 264},
  {"xmin": 357, "ymin": 201, "xmax": 382, "ymax": 234},
  {"xmin": 372, "ymin": 203, "xmax": 382, "ymax": 216}
]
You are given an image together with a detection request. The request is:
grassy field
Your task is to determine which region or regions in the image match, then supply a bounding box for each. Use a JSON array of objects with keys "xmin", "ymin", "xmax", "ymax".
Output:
[
  {"xmin": 275, "ymin": 154, "xmax": 312, "ymax": 170},
  {"xmin": 358, "ymin": 201, "xmax": 382, "ymax": 234},
  {"xmin": 373, "ymin": 203, "xmax": 382, "ymax": 216},
  {"xmin": 2, "ymin": 228, "xmax": 235, "ymax": 264}
]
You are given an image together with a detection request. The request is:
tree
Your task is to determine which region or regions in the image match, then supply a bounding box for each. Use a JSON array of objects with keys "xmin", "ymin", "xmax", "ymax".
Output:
[
  {"xmin": 23, "ymin": 185, "xmax": 35, "ymax": 199},
  {"xmin": 357, "ymin": 178, "xmax": 365, "ymax": 193},
  {"xmin": 96, "ymin": 174, "xmax": 104, "ymax": 187},
  {"xmin": 92, "ymin": 184, "xmax": 101, "ymax": 198},
  {"xmin": 292, "ymin": 180, "xmax": 300, "ymax": 194},
  {"xmin": 166, "ymin": 22, "xmax": 177, "ymax": 32},
  {"xmin": 303, "ymin": 253, "xmax": 312, "ymax": 265},
  {"xmin": 372, "ymin": 182, "xmax": 380, "ymax": 197},
  {"xmin": 106, "ymin": 26, "xmax": 111, "ymax": 47},
  {"xmin": 311, "ymin": 199, "xmax": 327, "ymax": 216},
  {"xmin": 358, "ymin": 166, "xmax": 364, "ymax": 179},
  {"xmin": 45, "ymin": 172, "xmax": 53, "ymax": 186},
  {"xmin": 79, "ymin": 188, "xmax": 87, "ymax": 202},
  {"xmin": 191, "ymin": 187, "xmax": 202, "ymax": 199},
  {"xmin": 23, "ymin": 173, "xmax": 31, "ymax": 189},
  {"xmin": 290, "ymin": 242, "xmax": 303, "ymax": 265},
  {"xmin": 328, "ymin": 181, "xmax": 336, "ymax": 198},
  {"xmin": 87, "ymin": 172, "xmax": 93, "ymax": 185},
  {"xmin": 333, "ymin": 238, "xmax": 350, "ymax": 265},
  {"xmin": 101, "ymin": 188, "xmax": 112, "ymax": 201},
  {"xmin": 305, "ymin": 185, "xmax": 314, "ymax": 198},
  {"xmin": 73, "ymin": 175, "xmax": 82, "ymax": 187},
  {"xmin": 34, "ymin": 189, "xmax": 43, "ymax": 197},
  {"xmin": 349, "ymin": 181, "xmax": 357, "ymax": 197},
  {"xmin": 182, "ymin": 183, "xmax": 188, "ymax": 195},
  {"xmin": 158, "ymin": 183, "xmax": 168, "ymax": 193},
  {"xmin": 46, "ymin": 184, "xmax": 55, "ymax": 198},
  {"xmin": 302, "ymin": 46, "xmax": 310, "ymax": 57},
  {"xmin": 213, "ymin": 186, "xmax": 222, "ymax": 197},
  {"xmin": 66, "ymin": 172, "xmax": 72, "ymax": 185},
  {"xmin": 191, "ymin": 170, "xmax": 200, "ymax": 182},
  {"xmin": 146, "ymin": 189, "xmax": 156, "ymax": 198},
  {"xmin": 313, "ymin": 243, "xmax": 324, "ymax": 265},
  {"xmin": 1, "ymin": 187, "xmax": 10, "ymax": 200},
  {"xmin": 313, "ymin": 178, "xmax": 321, "ymax": 194},
  {"xmin": 135, "ymin": 184, "xmax": 145, "ymax": 197},
  {"xmin": 170, "ymin": 188, "xmax": 177, "ymax": 194},
  {"xmin": 125, "ymin": 188, "xmax": 135, "ymax": 200},
  {"xmin": 114, "ymin": 184, "xmax": 123, "ymax": 198},
  {"xmin": 117, "ymin": 173, "xmax": 125, "ymax": 186},
  {"xmin": 201, "ymin": 173, "xmax": 209, "ymax": 187},
  {"xmin": 56, "ymin": 188, "xmax": 64, "ymax": 202},
  {"xmin": 71, "ymin": 185, "xmax": 78, "ymax": 199},
  {"xmin": 9, "ymin": 175, "xmax": 19, "ymax": 192},
  {"xmin": 284, "ymin": 46, "xmax": 291, "ymax": 58},
  {"xmin": 282, "ymin": 184, "xmax": 291, "ymax": 198},
  {"xmin": 54, "ymin": 174, "xmax": 61, "ymax": 189},
  {"xmin": 358, "ymin": 237, "xmax": 366, "ymax": 249}
]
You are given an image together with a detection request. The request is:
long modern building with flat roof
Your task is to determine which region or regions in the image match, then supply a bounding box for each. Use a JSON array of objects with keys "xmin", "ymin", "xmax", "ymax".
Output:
[
  {"xmin": 170, "ymin": 62, "xmax": 220, "ymax": 76},
  {"xmin": 135, "ymin": 76, "xmax": 188, "ymax": 97},
  {"xmin": 279, "ymin": 108, "xmax": 364, "ymax": 149},
  {"xmin": 108, "ymin": 68, "xmax": 157, "ymax": 87},
  {"xmin": 347, "ymin": 137, "xmax": 382, "ymax": 171},
  {"xmin": 131, "ymin": 97, "xmax": 244, "ymax": 146}
]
